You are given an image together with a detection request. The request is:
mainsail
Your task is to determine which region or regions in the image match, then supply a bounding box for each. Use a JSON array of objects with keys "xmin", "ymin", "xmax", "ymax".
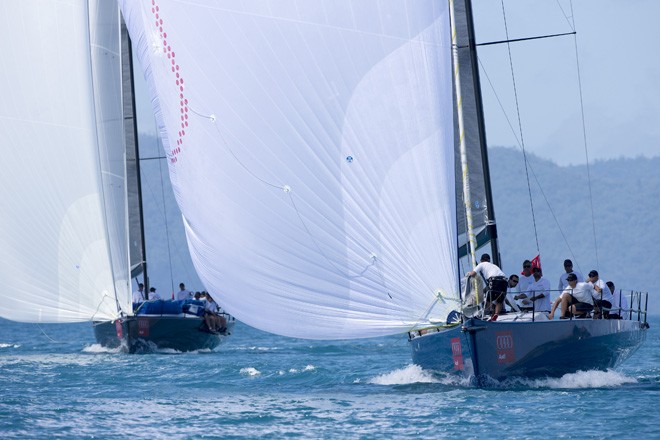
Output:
[
  {"xmin": 0, "ymin": 1, "xmax": 131, "ymax": 322},
  {"xmin": 452, "ymin": 0, "xmax": 497, "ymax": 267},
  {"xmin": 121, "ymin": 0, "xmax": 459, "ymax": 338}
]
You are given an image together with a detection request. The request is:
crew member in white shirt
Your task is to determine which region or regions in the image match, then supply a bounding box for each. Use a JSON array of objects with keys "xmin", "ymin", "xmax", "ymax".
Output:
[
  {"xmin": 505, "ymin": 275, "xmax": 521, "ymax": 312},
  {"xmin": 466, "ymin": 253, "xmax": 507, "ymax": 317},
  {"xmin": 132, "ymin": 283, "xmax": 146, "ymax": 303},
  {"xmin": 518, "ymin": 260, "xmax": 535, "ymax": 298},
  {"xmin": 148, "ymin": 287, "xmax": 162, "ymax": 300},
  {"xmin": 607, "ymin": 281, "xmax": 628, "ymax": 319},
  {"xmin": 587, "ymin": 270, "xmax": 614, "ymax": 318},
  {"xmin": 558, "ymin": 259, "xmax": 584, "ymax": 291},
  {"xmin": 204, "ymin": 293, "xmax": 227, "ymax": 333},
  {"xmin": 548, "ymin": 273, "xmax": 594, "ymax": 320},
  {"xmin": 515, "ymin": 267, "xmax": 551, "ymax": 312},
  {"xmin": 176, "ymin": 282, "xmax": 193, "ymax": 301}
]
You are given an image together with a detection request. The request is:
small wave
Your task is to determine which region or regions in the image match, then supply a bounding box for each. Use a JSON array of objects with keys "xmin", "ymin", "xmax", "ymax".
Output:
[
  {"xmin": 152, "ymin": 347, "xmax": 213, "ymax": 354},
  {"xmin": 240, "ymin": 367, "xmax": 261, "ymax": 376},
  {"xmin": 82, "ymin": 344, "xmax": 122, "ymax": 354},
  {"xmin": 234, "ymin": 346, "xmax": 278, "ymax": 351},
  {"xmin": 505, "ymin": 369, "xmax": 636, "ymax": 389},
  {"xmin": 0, "ymin": 343, "xmax": 20, "ymax": 349},
  {"xmin": 369, "ymin": 364, "xmax": 443, "ymax": 385}
]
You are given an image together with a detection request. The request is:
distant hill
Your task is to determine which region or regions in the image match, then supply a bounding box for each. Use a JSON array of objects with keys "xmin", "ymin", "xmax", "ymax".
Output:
[
  {"xmin": 139, "ymin": 135, "xmax": 658, "ymax": 314},
  {"xmin": 490, "ymin": 146, "xmax": 658, "ymax": 313}
]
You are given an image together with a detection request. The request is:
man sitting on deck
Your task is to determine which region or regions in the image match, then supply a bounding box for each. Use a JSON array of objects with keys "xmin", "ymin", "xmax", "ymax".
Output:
[
  {"xmin": 587, "ymin": 270, "xmax": 614, "ymax": 319},
  {"xmin": 607, "ymin": 281, "xmax": 628, "ymax": 319},
  {"xmin": 548, "ymin": 273, "xmax": 594, "ymax": 319},
  {"xmin": 514, "ymin": 267, "xmax": 551, "ymax": 313},
  {"xmin": 204, "ymin": 293, "xmax": 227, "ymax": 334}
]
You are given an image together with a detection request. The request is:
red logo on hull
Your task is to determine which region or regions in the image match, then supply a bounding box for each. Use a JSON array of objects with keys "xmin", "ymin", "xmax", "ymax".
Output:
[
  {"xmin": 138, "ymin": 318, "xmax": 150, "ymax": 337},
  {"xmin": 451, "ymin": 337, "xmax": 464, "ymax": 370},
  {"xmin": 115, "ymin": 320, "xmax": 123, "ymax": 339},
  {"xmin": 495, "ymin": 331, "xmax": 515, "ymax": 364}
]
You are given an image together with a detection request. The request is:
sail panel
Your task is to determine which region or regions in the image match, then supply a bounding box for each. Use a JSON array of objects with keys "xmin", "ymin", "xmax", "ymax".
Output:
[
  {"xmin": 0, "ymin": 1, "xmax": 121, "ymax": 322},
  {"xmin": 90, "ymin": 1, "xmax": 133, "ymax": 316},
  {"xmin": 121, "ymin": 0, "xmax": 458, "ymax": 338}
]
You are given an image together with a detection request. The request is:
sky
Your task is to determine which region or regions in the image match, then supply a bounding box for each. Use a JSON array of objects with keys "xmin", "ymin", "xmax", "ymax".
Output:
[
  {"xmin": 473, "ymin": 0, "xmax": 660, "ymax": 165},
  {"xmin": 136, "ymin": 1, "xmax": 659, "ymax": 167}
]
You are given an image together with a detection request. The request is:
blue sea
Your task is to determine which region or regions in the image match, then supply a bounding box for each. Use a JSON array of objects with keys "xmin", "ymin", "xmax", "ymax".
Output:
[{"xmin": 1, "ymin": 317, "xmax": 658, "ymax": 439}]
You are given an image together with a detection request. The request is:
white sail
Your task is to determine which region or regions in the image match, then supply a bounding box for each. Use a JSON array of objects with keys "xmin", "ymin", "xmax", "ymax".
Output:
[
  {"xmin": 121, "ymin": 0, "xmax": 458, "ymax": 339},
  {"xmin": 0, "ymin": 1, "xmax": 129, "ymax": 322}
]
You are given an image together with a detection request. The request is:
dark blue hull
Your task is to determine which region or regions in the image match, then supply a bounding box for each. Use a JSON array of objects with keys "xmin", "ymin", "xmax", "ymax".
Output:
[
  {"xmin": 93, "ymin": 316, "xmax": 234, "ymax": 353},
  {"xmin": 410, "ymin": 318, "xmax": 647, "ymax": 381}
]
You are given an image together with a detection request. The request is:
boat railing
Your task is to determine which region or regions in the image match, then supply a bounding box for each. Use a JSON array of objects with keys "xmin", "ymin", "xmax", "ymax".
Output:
[
  {"xmin": 563, "ymin": 288, "xmax": 648, "ymax": 323},
  {"xmin": 519, "ymin": 288, "xmax": 564, "ymax": 322},
  {"xmin": 131, "ymin": 299, "xmax": 234, "ymax": 321}
]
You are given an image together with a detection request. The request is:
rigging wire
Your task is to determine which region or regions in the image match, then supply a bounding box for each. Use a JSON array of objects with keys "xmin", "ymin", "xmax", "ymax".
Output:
[
  {"xmin": 499, "ymin": 0, "xmax": 540, "ymax": 255},
  {"xmin": 555, "ymin": 0, "xmax": 576, "ymax": 32},
  {"xmin": 36, "ymin": 323, "xmax": 61, "ymax": 343},
  {"xmin": 567, "ymin": 0, "xmax": 600, "ymax": 270},
  {"xmin": 477, "ymin": 60, "xmax": 582, "ymax": 270},
  {"xmin": 477, "ymin": 0, "xmax": 597, "ymax": 272}
]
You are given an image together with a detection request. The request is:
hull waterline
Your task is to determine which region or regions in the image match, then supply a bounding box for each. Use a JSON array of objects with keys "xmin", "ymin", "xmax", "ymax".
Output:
[
  {"xmin": 410, "ymin": 318, "xmax": 648, "ymax": 382},
  {"xmin": 93, "ymin": 316, "xmax": 234, "ymax": 353}
]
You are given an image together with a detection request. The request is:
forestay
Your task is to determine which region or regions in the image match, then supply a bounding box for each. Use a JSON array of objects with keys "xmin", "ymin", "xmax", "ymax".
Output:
[
  {"xmin": 121, "ymin": 0, "xmax": 458, "ymax": 338},
  {"xmin": 0, "ymin": 1, "xmax": 131, "ymax": 322}
]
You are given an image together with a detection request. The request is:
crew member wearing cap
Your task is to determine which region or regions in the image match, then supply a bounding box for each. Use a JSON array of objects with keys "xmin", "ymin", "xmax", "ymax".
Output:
[
  {"xmin": 587, "ymin": 270, "xmax": 614, "ymax": 318},
  {"xmin": 558, "ymin": 259, "xmax": 584, "ymax": 291},
  {"xmin": 466, "ymin": 253, "xmax": 507, "ymax": 318},
  {"xmin": 548, "ymin": 273, "xmax": 594, "ymax": 320},
  {"xmin": 514, "ymin": 267, "xmax": 551, "ymax": 312}
]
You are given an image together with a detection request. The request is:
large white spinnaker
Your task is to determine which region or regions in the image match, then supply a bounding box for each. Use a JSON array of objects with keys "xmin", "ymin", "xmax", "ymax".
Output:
[
  {"xmin": 0, "ymin": 1, "xmax": 130, "ymax": 322},
  {"xmin": 120, "ymin": 0, "xmax": 458, "ymax": 338}
]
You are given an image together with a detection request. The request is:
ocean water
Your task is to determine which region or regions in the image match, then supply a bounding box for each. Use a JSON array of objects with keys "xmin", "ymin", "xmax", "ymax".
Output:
[{"xmin": 1, "ymin": 317, "xmax": 658, "ymax": 439}]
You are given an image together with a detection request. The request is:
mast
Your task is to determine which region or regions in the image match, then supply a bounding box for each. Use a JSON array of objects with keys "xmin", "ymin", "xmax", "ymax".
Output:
[
  {"xmin": 450, "ymin": 1, "xmax": 477, "ymax": 268},
  {"xmin": 120, "ymin": 15, "xmax": 149, "ymax": 291},
  {"xmin": 463, "ymin": 0, "xmax": 501, "ymax": 268}
]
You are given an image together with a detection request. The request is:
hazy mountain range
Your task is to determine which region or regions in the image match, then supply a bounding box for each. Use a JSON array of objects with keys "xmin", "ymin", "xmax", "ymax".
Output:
[
  {"xmin": 139, "ymin": 140, "xmax": 658, "ymax": 315},
  {"xmin": 490, "ymin": 147, "xmax": 657, "ymax": 315}
]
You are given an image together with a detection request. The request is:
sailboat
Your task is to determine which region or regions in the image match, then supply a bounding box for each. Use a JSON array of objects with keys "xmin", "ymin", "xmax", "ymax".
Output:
[
  {"xmin": 114, "ymin": 0, "xmax": 648, "ymax": 379},
  {"xmin": 114, "ymin": 0, "xmax": 650, "ymax": 379},
  {"xmin": 0, "ymin": 1, "xmax": 233, "ymax": 352}
]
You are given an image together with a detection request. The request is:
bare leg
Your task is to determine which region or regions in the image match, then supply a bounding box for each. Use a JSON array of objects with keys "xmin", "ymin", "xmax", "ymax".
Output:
[
  {"xmin": 548, "ymin": 297, "xmax": 561, "ymax": 320},
  {"xmin": 559, "ymin": 296, "xmax": 570, "ymax": 318},
  {"xmin": 204, "ymin": 313, "xmax": 216, "ymax": 331}
]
